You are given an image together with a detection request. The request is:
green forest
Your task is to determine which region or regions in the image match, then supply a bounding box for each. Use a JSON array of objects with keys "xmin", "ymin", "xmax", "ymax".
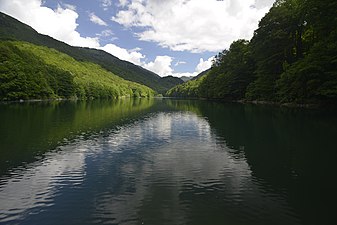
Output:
[
  {"xmin": 0, "ymin": 41, "xmax": 154, "ymax": 100},
  {"xmin": 167, "ymin": 0, "xmax": 337, "ymax": 105},
  {"xmin": 0, "ymin": 12, "xmax": 182, "ymax": 95},
  {"xmin": 1, "ymin": 0, "xmax": 336, "ymax": 104}
]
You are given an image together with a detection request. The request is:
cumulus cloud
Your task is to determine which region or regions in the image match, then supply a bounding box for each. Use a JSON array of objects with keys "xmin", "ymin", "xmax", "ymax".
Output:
[
  {"xmin": 173, "ymin": 72, "xmax": 197, "ymax": 78},
  {"xmin": 173, "ymin": 57, "xmax": 213, "ymax": 78},
  {"xmin": 89, "ymin": 12, "xmax": 108, "ymax": 26},
  {"xmin": 144, "ymin": 56, "xmax": 174, "ymax": 77},
  {"xmin": 195, "ymin": 57, "xmax": 214, "ymax": 74},
  {"xmin": 165, "ymin": 56, "xmax": 214, "ymax": 78},
  {"xmin": 118, "ymin": 0, "xmax": 130, "ymax": 7},
  {"xmin": 143, "ymin": 56, "xmax": 213, "ymax": 78},
  {"xmin": 0, "ymin": 0, "xmax": 253, "ymax": 78},
  {"xmin": 0, "ymin": 0, "xmax": 153, "ymax": 73},
  {"xmin": 101, "ymin": 44, "xmax": 145, "ymax": 65},
  {"xmin": 0, "ymin": 0, "xmax": 100, "ymax": 48},
  {"xmin": 113, "ymin": 0, "xmax": 274, "ymax": 52}
]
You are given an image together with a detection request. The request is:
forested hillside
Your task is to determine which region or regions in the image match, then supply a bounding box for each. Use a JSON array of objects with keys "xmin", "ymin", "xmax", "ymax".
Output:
[
  {"xmin": 0, "ymin": 41, "xmax": 154, "ymax": 100},
  {"xmin": 167, "ymin": 0, "xmax": 337, "ymax": 105},
  {"xmin": 0, "ymin": 12, "xmax": 181, "ymax": 94}
]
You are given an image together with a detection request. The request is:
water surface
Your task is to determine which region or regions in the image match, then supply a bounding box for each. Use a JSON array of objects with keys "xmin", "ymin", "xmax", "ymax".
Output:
[{"xmin": 0, "ymin": 99, "xmax": 336, "ymax": 225}]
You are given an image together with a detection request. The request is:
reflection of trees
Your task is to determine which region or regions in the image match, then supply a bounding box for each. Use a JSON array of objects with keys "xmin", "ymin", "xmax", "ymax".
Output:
[
  {"xmin": 185, "ymin": 101, "xmax": 337, "ymax": 225},
  {"xmin": 0, "ymin": 98, "xmax": 154, "ymax": 175}
]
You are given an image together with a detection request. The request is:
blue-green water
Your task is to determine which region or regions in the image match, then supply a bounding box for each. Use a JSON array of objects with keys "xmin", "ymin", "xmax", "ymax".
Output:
[{"xmin": 0, "ymin": 99, "xmax": 336, "ymax": 225}]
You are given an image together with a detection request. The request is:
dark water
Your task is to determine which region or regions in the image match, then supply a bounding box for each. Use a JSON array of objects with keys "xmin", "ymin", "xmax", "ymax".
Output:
[{"xmin": 0, "ymin": 99, "xmax": 337, "ymax": 225}]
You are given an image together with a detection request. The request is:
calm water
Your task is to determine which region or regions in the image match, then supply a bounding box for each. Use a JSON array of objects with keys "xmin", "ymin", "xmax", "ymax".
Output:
[{"xmin": 0, "ymin": 99, "xmax": 337, "ymax": 225}]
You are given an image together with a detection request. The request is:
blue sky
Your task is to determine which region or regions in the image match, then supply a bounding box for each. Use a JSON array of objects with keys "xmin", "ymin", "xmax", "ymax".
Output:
[{"xmin": 0, "ymin": 0, "xmax": 274, "ymax": 77}]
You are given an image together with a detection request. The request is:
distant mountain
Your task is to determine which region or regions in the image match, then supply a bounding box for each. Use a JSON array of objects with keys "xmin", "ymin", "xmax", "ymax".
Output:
[
  {"xmin": 160, "ymin": 75, "xmax": 184, "ymax": 87},
  {"xmin": 179, "ymin": 76, "xmax": 194, "ymax": 82},
  {"xmin": 0, "ymin": 12, "xmax": 178, "ymax": 94}
]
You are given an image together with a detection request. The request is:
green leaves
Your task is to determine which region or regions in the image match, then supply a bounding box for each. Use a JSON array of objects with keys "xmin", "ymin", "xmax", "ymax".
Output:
[
  {"xmin": 277, "ymin": 31, "xmax": 337, "ymax": 103},
  {"xmin": 167, "ymin": 0, "xmax": 337, "ymax": 105},
  {"xmin": 0, "ymin": 12, "xmax": 179, "ymax": 94},
  {"xmin": 0, "ymin": 41, "xmax": 155, "ymax": 101}
]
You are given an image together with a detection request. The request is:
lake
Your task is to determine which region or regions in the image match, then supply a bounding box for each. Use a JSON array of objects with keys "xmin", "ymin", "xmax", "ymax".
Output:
[{"xmin": 0, "ymin": 99, "xmax": 336, "ymax": 225}]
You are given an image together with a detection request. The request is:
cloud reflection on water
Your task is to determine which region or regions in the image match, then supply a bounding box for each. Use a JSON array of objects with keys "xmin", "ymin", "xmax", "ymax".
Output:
[{"xmin": 0, "ymin": 111, "xmax": 298, "ymax": 225}]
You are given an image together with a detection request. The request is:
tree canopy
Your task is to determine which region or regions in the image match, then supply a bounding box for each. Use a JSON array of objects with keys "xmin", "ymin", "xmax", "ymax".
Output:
[
  {"xmin": 167, "ymin": 0, "xmax": 337, "ymax": 105},
  {"xmin": 0, "ymin": 41, "xmax": 155, "ymax": 101},
  {"xmin": 0, "ymin": 12, "xmax": 182, "ymax": 94}
]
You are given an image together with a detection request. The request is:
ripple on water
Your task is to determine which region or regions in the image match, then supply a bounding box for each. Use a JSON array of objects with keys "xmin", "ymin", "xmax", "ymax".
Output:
[
  {"xmin": 0, "ymin": 111, "xmax": 303, "ymax": 225},
  {"xmin": 0, "ymin": 140, "xmax": 88, "ymax": 223}
]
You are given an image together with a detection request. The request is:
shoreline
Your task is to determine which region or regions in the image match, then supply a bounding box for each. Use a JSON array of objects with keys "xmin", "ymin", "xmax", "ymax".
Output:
[
  {"xmin": 236, "ymin": 100, "xmax": 321, "ymax": 109},
  {"xmin": 164, "ymin": 96, "xmax": 337, "ymax": 109},
  {"xmin": 1, "ymin": 96, "xmax": 336, "ymax": 109},
  {"xmin": 0, "ymin": 96, "xmax": 156, "ymax": 104}
]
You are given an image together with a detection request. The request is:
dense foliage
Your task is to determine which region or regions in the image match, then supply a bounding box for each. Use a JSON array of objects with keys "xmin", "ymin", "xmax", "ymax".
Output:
[
  {"xmin": 0, "ymin": 41, "xmax": 154, "ymax": 100},
  {"xmin": 0, "ymin": 12, "xmax": 182, "ymax": 94},
  {"xmin": 167, "ymin": 0, "xmax": 337, "ymax": 105},
  {"xmin": 166, "ymin": 74, "xmax": 206, "ymax": 98}
]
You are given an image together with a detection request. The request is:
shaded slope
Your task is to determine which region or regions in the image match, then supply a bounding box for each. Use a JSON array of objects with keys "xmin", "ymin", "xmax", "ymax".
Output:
[{"xmin": 160, "ymin": 75, "xmax": 184, "ymax": 88}]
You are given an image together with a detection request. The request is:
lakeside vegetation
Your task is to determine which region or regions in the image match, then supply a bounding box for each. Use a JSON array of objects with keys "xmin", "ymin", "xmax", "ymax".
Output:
[
  {"xmin": 1, "ymin": 0, "xmax": 336, "ymax": 104},
  {"xmin": 167, "ymin": 0, "xmax": 337, "ymax": 105},
  {"xmin": 0, "ymin": 12, "xmax": 182, "ymax": 94},
  {"xmin": 0, "ymin": 41, "xmax": 154, "ymax": 101}
]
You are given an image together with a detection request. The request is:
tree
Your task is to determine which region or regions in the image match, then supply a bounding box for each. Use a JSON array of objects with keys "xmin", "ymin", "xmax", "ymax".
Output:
[
  {"xmin": 246, "ymin": 0, "xmax": 305, "ymax": 100},
  {"xmin": 199, "ymin": 40, "xmax": 255, "ymax": 100}
]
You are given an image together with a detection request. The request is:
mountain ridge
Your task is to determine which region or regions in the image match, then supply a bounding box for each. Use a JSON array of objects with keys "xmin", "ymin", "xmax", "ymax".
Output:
[
  {"xmin": 0, "ymin": 40, "xmax": 155, "ymax": 100},
  {"xmin": 0, "ymin": 12, "xmax": 182, "ymax": 93}
]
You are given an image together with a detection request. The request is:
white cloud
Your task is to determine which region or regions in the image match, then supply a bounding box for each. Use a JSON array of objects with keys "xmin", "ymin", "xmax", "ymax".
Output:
[
  {"xmin": 163, "ymin": 56, "xmax": 214, "ymax": 78},
  {"xmin": 101, "ymin": 44, "xmax": 145, "ymax": 65},
  {"xmin": 174, "ymin": 61, "xmax": 186, "ymax": 67},
  {"xmin": 195, "ymin": 57, "xmax": 214, "ymax": 74},
  {"xmin": 143, "ymin": 56, "xmax": 213, "ymax": 78},
  {"xmin": 0, "ymin": 0, "xmax": 226, "ymax": 78},
  {"xmin": 100, "ymin": 0, "xmax": 112, "ymax": 10},
  {"xmin": 130, "ymin": 47, "xmax": 142, "ymax": 52},
  {"xmin": 118, "ymin": 0, "xmax": 129, "ymax": 7},
  {"xmin": 97, "ymin": 29, "xmax": 114, "ymax": 37},
  {"xmin": 0, "ymin": 0, "xmax": 149, "ymax": 71},
  {"xmin": 0, "ymin": 0, "xmax": 100, "ymax": 48},
  {"xmin": 89, "ymin": 12, "xmax": 108, "ymax": 26},
  {"xmin": 144, "ymin": 56, "xmax": 173, "ymax": 77},
  {"xmin": 101, "ymin": 44, "xmax": 190, "ymax": 78},
  {"xmin": 62, "ymin": 3, "xmax": 76, "ymax": 11},
  {"xmin": 173, "ymin": 72, "xmax": 198, "ymax": 78},
  {"xmin": 96, "ymin": 29, "xmax": 118, "ymax": 42},
  {"xmin": 113, "ymin": 0, "xmax": 274, "ymax": 52}
]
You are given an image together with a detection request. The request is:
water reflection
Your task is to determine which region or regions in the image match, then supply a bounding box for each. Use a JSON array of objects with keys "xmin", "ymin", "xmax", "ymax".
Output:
[
  {"xmin": 1, "ymin": 99, "xmax": 337, "ymax": 225},
  {"xmin": 169, "ymin": 100, "xmax": 337, "ymax": 225},
  {"xmin": 0, "ymin": 142, "xmax": 86, "ymax": 223},
  {"xmin": 0, "ymin": 98, "xmax": 154, "ymax": 175}
]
